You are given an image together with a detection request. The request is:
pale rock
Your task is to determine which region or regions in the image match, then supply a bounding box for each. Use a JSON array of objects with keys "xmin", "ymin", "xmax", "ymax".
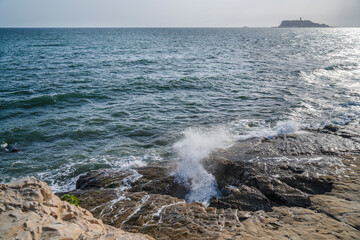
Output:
[{"xmin": 0, "ymin": 177, "xmax": 154, "ymax": 240}]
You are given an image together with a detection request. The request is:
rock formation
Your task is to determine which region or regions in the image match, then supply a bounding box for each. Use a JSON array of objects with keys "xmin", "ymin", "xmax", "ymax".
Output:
[
  {"xmin": 1, "ymin": 121, "xmax": 359, "ymax": 239},
  {"xmin": 0, "ymin": 177, "xmax": 153, "ymax": 240},
  {"xmin": 61, "ymin": 121, "xmax": 360, "ymax": 239}
]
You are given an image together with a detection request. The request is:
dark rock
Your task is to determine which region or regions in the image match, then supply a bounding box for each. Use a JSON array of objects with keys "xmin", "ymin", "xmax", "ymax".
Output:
[
  {"xmin": 324, "ymin": 124, "xmax": 339, "ymax": 132},
  {"xmin": 280, "ymin": 174, "xmax": 334, "ymax": 194},
  {"xmin": 244, "ymin": 176, "xmax": 310, "ymax": 207},
  {"xmin": 209, "ymin": 185, "xmax": 271, "ymax": 212},
  {"xmin": 1, "ymin": 143, "xmax": 19, "ymax": 153},
  {"xmin": 76, "ymin": 162, "xmax": 189, "ymax": 199}
]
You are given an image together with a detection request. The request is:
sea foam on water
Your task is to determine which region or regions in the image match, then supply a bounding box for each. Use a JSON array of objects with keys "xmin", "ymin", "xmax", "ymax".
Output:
[{"xmin": 238, "ymin": 120, "xmax": 300, "ymax": 140}]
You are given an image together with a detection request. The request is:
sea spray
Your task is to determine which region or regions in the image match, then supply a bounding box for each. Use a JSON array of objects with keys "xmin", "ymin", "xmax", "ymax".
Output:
[{"xmin": 173, "ymin": 126, "xmax": 236, "ymax": 205}]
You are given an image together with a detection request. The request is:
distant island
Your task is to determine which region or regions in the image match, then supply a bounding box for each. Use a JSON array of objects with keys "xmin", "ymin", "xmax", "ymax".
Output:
[{"xmin": 279, "ymin": 18, "xmax": 330, "ymax": 28}]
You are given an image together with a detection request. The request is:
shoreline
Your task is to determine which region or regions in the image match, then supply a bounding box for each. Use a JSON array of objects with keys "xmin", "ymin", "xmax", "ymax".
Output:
[
  {"xmin": 1, "ymin": 121, "xmax": 359, "ymax": 239},
  {"xmin": 64, "ymin": 122, "xmax": 360, "ymax": 238}
]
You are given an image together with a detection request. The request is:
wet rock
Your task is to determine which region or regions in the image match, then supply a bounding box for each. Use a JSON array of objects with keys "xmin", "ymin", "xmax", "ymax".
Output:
[
  {"xmin": 1, "ymin": 143, "xmax": 19, "ymax": 153},
  {"xmin": 62, "ymin": 121, "xmax": 360, "ymax": 239},
  {"xmin": 211, "ymin": 130, "xmax": 359, "ymax": 159},
  {"xmin": 201, "ymin": 155, "xmax": 340, "ymax": 210},
  {"xmin": 209, "ymin": 185, "xmax": 272, "ymax": 211},
  {"xmin": 280, "ymin": 174, "xmax": 335, "ymax": 194},
  {"xmin": 324, "ymin": 124, "xmax": 340, "ymax": 132},
  {"xmin": 76, "ymin": 163, "xmax": 188, "ymax": 199}
]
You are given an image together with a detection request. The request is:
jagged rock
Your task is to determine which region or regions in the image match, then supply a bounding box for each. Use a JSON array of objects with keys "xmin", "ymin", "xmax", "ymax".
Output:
[
  {"xmin": 59, "ymin": 121, "xmax": 360, "ymax": 239},
  {"xmin": 76, "ymin": 163, "xmax": 188, "ymax": 199},
  {"xmin": 66, "ymin": 187, "xmax": 360, "ymax": 240},
  {"xmin": 0, "ymin": 177, "xmax": 153, "ymax": 240},
  {"xmin": 201, "ymin": 155, "xmax": 339, "ymax": 210},
  {"xmin": 67, "ymin": 156, "xmax": 360, "ymax": 240},
  {"xmin": 201, "ymin": 122, "xmax": 360, "ymax": 211},
  {"xmin": 244, "ymin": 175, "xmax": 310, "ymax": 207}
]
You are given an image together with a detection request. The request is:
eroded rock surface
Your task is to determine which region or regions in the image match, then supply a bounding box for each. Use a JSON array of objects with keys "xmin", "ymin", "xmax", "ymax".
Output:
[
  {"xmin": 0, "ymin": 177, "xmax": 153, "ymax": 240},
  {"xmin": 64, "ymin": 121, "xmax": 360, "ymax": 239}
]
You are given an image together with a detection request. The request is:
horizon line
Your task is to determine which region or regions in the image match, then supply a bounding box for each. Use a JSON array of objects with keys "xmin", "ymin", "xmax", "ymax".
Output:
[{"xmin": 0, "ymin": 26, "xmax": 359, "ymax": 29}]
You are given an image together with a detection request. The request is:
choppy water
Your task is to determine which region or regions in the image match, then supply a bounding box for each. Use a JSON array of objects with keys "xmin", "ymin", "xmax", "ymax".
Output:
[{"xmin": 1, "ymin": 28, "xmax": 359, "ymax": 196}]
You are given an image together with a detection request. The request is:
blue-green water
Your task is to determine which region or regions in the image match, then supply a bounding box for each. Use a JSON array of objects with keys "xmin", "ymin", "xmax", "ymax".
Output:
[{"xmin": 1, "ymin": 28, "xmax": 359, "ymax": 192}]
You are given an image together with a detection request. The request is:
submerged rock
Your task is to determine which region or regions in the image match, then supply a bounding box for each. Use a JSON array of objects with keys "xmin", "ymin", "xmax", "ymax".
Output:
[{"xmin": 1, "ymin": 143, "xmax": 19, "ymax": 153}]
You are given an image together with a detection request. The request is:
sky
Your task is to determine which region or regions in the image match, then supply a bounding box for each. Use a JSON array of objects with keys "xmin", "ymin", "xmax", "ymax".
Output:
[{"xmin": 0, "ymin": 0, "xmax": 359, "ymax": 27}]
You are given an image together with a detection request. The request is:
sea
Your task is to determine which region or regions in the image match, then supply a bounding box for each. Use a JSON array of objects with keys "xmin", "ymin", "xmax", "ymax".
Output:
[{"xmin": 0, "ymin": 28, "xmax": 359, "ymax": 201}]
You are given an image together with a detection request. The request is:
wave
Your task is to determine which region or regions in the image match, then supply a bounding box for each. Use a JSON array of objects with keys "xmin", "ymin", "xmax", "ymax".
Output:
[
  {"xmin": 33, "ymin": 151, "xmax": 161, "ymax": 193},
  {"xmin": 124, "ymin": 76, "xmax": 215, "ymax": 94},
  {"xmin": 0, "ymin": 127, "xmax": 46, "ymax": 143},
  {"xmin": 238, "ymin": 120, "xmax": 300, "ymax": 140},
  {"xmin": 0, "ymin": 92, "xmax": 110, "ymax": 110},
  {"xmin": 172, "ymin": 126, "xmax": 236, "ymax": 205},
  {"xmin": 324, "ymin": 63, "xmax": 358, "ymax": 71},
  {"xmin": 130, "ymin": 59, "xmax": 157, "ymax": 65},
  {"xmin": 32, "ymin": 43, "xmax": 67, "ymax": 47}
]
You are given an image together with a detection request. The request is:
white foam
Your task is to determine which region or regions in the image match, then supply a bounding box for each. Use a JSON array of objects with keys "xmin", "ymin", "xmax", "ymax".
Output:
[
  {"xmin": 1, "ymin": 143, "xmax": 8, "ymax": 148},
  {"xmin": 121, "ymin": 194, "xmax": 150, "ymax": 226},
  {"xmin": 43, "ymin": 150, "xmax": 160, "ymax": 193},
  {"xmin": 150, "ymin": 201, "xmax": 186, "ymax": 224},
  {"xmin": 89, "ymin": 170, "xmax": 143, "ymax": 220},
  {"xmin": 119, "ymin": 169, "xmax": 143, "ymax": 191},
  {"xmin": 238, "ymin": 120, "xmax": 300, "ymax": 140},
  {"xmin": 173, "ymin": 126, "xmax": 236, "ymax": 205}
]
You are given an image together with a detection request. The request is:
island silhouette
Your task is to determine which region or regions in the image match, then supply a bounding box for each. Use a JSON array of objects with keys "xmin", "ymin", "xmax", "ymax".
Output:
[{"xmin": 279, "ymin": 18, "xmax": 330, "ymax": 28}]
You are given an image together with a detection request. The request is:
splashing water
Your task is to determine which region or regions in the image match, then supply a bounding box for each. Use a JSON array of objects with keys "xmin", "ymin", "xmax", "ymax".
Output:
[
  {"xmin": 173, "ymin": 126, "xmax": 236, "ymax": 205},
  {"xmin": 172, "ymin": 121, "xmax": 301, "ymax": 204},
  {"xmin": 238, "ymin": 120, "xmax": 300, "ymax": 140}
]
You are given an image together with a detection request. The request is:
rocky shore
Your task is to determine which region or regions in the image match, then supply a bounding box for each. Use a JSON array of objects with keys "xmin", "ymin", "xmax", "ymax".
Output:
[
  {"xmin": 63, "ymin": 121, "xmax": 359, "ymax": 239},
  {"xmin": 1, "ymin": 121, "xmax": 359, "ymax": 239}
]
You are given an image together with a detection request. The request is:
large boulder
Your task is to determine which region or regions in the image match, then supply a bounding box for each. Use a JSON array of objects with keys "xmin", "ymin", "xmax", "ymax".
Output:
[{"xmin": 0, "ymin": 177, "xmax": 153, "ymax": 240}]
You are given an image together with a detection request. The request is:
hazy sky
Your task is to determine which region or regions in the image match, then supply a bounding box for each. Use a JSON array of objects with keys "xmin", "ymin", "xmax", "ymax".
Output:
[{"xmin": 0, "ymin": 0, "xmax": 359, "ymax": 27}]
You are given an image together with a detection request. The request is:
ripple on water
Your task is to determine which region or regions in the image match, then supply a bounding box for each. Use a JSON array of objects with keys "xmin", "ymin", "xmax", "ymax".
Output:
[{"xmin": 0, "ymin": 28, "xmax": 359, "ymax": 191}]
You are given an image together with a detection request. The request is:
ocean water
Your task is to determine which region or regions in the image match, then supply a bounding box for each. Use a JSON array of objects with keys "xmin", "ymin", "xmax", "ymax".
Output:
[{"xmin": 0, "ymin": 28, "xmax": 359, "ymax": 200}]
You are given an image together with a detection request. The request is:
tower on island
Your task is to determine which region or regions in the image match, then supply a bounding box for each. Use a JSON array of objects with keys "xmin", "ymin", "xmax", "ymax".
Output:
[{"xmin": 300, "ymin": 17, "xmax": 302, "ymax": 21}]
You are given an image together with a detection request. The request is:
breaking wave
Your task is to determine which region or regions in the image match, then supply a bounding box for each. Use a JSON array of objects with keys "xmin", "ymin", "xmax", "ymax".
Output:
[
  {"xmin": 238, "ymin": 120, "xmax": 300, "ymax": 140},
  {"xmin": 172, "ymin": 126, "xmax": 235, "ymax": 205}
]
